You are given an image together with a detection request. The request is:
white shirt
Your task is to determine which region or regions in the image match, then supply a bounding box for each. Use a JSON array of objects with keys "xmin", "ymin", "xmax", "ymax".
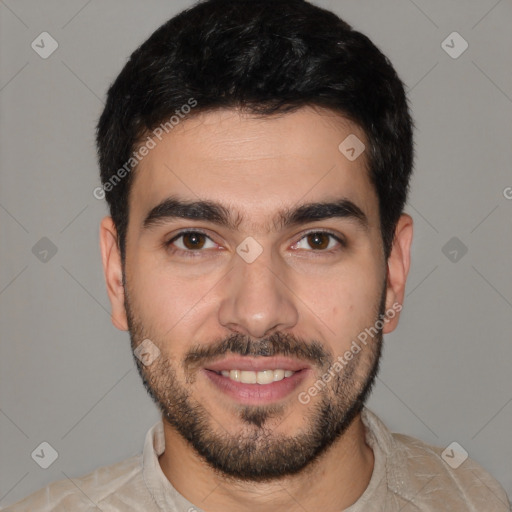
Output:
[{"xmin": 3, "ymin": 408, "xmax": 510, "ymax": 511}]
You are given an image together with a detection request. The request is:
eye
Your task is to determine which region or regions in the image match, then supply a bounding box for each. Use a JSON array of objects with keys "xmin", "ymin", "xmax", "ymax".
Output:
[
  {"xmin": 292, "ymin": 231, "xmax": 344, "ymax": 252},
  {"xmin": 166, "ymin": 230, "xmax": 217, "ymax": 255}
]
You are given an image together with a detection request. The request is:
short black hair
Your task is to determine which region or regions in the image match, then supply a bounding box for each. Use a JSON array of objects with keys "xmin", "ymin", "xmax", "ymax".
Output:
[{"xmin": 96, "ymin": 0, "xmax": 414, "ymax": 262}]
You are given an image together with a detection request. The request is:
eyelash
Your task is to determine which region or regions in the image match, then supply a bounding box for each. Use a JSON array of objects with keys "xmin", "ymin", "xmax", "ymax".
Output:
[{"xmin": 164, "ymin": 229, "xmax": 346, "ymax": 258}]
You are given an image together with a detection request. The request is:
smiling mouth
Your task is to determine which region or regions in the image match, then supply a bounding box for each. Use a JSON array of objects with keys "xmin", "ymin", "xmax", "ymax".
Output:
[
  {"xmin": 211, "ymin": 369, "xmax": 297, "ymax": 384},
  {"xmin": 202, "ymin": 355, "xmax": 311, "ymax": 403},
  {"xmin": 203, "ymin": 363, "xmax": 310, "ymax": 404}
]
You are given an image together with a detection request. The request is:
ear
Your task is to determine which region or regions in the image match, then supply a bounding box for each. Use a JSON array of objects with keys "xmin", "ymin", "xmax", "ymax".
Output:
[
  {"xmin": 99, "ymin": 216, "xmax": 129, "ymax": 331},
  {"xmin": 382, "ymin": 213, "xmax": 413, "ymax": 334}
]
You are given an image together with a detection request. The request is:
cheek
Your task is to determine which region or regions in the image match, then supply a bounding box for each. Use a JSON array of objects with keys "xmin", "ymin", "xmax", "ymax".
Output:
[
  {"xmin": 300, "ymin": 258, "xmax": 383, "ymax": 347},
  {"xmin": 127, "ymin": 255, "xmax": 210, "ymax": 341}
]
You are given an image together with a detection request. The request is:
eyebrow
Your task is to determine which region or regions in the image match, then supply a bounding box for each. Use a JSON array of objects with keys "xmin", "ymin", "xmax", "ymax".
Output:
[{"xmin": 142, "ymin": 195, "xmax": 369, "ymax": 233}]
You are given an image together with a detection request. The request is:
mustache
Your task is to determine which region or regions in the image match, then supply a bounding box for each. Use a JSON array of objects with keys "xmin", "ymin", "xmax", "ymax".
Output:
[{"xmin": 184, "ymin": 331, "xmax": 332, "ymax": 372}]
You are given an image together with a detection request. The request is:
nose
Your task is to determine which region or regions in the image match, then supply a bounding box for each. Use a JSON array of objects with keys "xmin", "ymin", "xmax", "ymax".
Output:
[{"xmin": 218, "ymin": 249, "xmax": 299, "ymax": 339}]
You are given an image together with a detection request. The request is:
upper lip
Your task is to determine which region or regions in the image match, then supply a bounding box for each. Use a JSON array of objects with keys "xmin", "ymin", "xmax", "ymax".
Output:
[{"xmin": 205, "ymin": 356, "xmax": 311, "ymax": 372}]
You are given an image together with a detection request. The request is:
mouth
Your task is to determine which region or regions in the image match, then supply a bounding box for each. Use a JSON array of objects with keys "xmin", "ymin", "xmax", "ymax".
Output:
[
  {"xmin": 211, "ymin": 368, "xmax": 297, "ymax": 384},
  {"xmin": 202, "ymin": 356, "xmax": 311, "ymax": 404}
]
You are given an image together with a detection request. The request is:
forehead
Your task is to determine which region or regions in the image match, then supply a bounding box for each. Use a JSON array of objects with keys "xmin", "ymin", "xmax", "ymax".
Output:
[{"xmin": 129, "ymin": 107, "xmax": 378, "ymax": 231}]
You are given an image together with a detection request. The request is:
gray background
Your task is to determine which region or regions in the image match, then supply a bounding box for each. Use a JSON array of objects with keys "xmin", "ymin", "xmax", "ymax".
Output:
[{"xmin": 1, "ymin": 0, "xmax": 511, "ymax": 507}]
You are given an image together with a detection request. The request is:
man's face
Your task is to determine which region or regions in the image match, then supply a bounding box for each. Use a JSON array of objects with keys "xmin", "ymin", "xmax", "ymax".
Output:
[{"xmin": 112, "ymin": 107, "xmax": 401, "ymax": 480}]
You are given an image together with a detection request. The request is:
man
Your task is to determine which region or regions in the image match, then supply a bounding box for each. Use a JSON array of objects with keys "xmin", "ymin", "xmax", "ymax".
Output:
[{"xmin": 5, "ymin": 0, "xmax": 510, "ymax": 510}]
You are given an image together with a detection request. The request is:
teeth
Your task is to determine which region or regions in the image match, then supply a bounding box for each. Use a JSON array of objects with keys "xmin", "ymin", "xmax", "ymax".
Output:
[
  {"xmin": 219, "ymin": 369, "xmax": 296, "ymax": 384},
  {"xmin": 273, "ymin": 369, "xmax": 285, "ymax": 381},
  {"xmin": 250, "ymin": 370, "xmax": 268, "ymax": 384}
]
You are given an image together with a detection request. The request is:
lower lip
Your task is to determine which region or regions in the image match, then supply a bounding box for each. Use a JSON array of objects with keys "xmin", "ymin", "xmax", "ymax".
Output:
[{"xmin": 202, "ymin": 369, "xmax": 310, "ymax": 404}]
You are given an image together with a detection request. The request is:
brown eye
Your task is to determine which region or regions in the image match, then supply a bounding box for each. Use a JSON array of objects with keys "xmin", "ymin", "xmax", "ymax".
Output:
[
  {"xmin": 292, "ymin": 231, "xmax": 344, "ymax": 252},
  {"xmin": 166, "ymin": 231, "xmax": 217, "ymax": 254},
  {"xmin": 181, "ymin": 232, "xmax": 207, "ymax": 250},
  {"xmin": 307, "ymin": 232, "xmax": 330, "ymax": 250}
]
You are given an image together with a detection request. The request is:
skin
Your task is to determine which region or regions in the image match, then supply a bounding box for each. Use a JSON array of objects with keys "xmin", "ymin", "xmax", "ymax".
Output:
[{"xmin": 100, "ymin": 106, "xmax": 413, "ymax": 512}]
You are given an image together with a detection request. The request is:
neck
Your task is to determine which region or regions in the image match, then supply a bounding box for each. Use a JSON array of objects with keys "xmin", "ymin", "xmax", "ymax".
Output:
[{"xmin": 158, "ymin": 412, "xmax": 374, "ymax": 512}]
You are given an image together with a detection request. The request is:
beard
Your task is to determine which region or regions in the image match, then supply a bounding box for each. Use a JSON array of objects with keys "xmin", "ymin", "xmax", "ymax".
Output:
[{"xmin": 124, "ymin": 284, "xmax": 386, "ymax": 482}]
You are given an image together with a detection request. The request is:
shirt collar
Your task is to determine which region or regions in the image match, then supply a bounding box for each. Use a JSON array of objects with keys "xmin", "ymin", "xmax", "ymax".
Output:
[
  {"xmin": 360, "ymin": 407, "xmax": 415, "ymax": 501},
  {"xmin": 142, "ymin": 419, "xmax": 203, "ymax": 511},
  {"xmin": 142, "ymin": 407, "xmax": 414, "ymax": 510}
]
